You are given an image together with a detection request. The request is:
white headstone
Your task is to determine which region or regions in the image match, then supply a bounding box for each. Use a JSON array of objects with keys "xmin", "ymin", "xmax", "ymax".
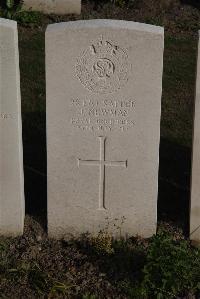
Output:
[
  {"xmin": 46, "ymin": 20, "xmax": 164, "ymax": 239},
  {"xmin": 0, "ymin": 19, "xmax": 24, "ymax": 236},
  {"xmin": 23, "ymin": 0, "xmax": 81, "ymax": 15},
  {"xmin": 190, "ymin": 32, "xmax": 200, "ymax": 246}
]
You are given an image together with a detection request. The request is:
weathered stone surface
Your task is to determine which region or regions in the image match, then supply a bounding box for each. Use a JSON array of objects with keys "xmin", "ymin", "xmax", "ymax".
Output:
[
  {"xmin": 23, "ymin": 0, "xmax": 81, "ymax": 15},
  {"xmin": 190, "ymin": 32, "xmax": 200, "ymax": 246},
  {"xmin": 46, "ymin": 20, "xmax": 164, "ymax": 239},
  {"xmin": 0, "ymin": 18, "xmax": 24, "ymax": 236}
]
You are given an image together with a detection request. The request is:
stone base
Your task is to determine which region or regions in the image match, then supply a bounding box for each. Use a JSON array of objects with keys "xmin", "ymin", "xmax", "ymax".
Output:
[
  {"xmin": 22, "ymin": 0, "xmax": 81, "ymax": 15},
  {"xmin": 191, "ymin": 239, "xmax": 200, "ymax": 248}
]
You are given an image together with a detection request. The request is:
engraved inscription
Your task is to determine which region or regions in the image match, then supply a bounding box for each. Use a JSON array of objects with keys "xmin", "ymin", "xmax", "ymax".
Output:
[
  {"xmin": 70, "ymin": 97, "xmax": 135, "ymax": 132},
  {"xmin": 0, "ymin": 113, "xmax": 13, "ymax": 120},
  {"xmin": 76, "ymin": 36, "xmax": 131, "ymax": 94},
  {"xmin": 78, "ymin": 136, "xmax": 127, "ymax": 210}
]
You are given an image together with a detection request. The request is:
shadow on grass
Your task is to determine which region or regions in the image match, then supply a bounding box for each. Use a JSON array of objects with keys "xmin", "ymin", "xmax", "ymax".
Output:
[
  {"xmin": 181, "ymin": 0, "xmax": 200, "ymax": 9},
  {"xmin": 158, "ymin": 138, "xmax": 192, "ymax": 235},
  {"xmin": 22, "ymin": 111, "xmax": 47, "ymax": 229}
]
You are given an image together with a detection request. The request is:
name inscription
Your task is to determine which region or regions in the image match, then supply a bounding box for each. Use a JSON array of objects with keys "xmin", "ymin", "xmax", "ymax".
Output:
[{"xmin": 70, "ymin": 98, "xmax": 135, "ymax": 132}]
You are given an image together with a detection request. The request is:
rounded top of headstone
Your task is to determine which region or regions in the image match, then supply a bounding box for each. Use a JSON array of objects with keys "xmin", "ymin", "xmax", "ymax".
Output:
[
  {"xmin": 0, "ymin": 18, "xmax": 17, "ymax": 29},
  {"xmin": 46, "ymin": 19, "xmax": 164, "ymax": 35}
]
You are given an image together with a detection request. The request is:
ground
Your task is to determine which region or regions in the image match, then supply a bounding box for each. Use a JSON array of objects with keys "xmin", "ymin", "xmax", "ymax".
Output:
[{"xmin": 0, "ymin": 0, "xmax": 200, "ymax": 298}]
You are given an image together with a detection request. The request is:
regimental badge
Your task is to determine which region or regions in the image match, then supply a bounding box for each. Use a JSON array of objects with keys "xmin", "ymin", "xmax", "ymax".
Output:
[{"xmin": 76, "ymin": 36, "xmax": 131, "ymax": 94}]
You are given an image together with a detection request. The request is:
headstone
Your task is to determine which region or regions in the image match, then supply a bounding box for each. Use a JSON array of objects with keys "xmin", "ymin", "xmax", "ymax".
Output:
[
  {"xmin": 190, "ymin": 32, "xmax": 200, "ymax": 246},
  {"xmin": 46, "ymin": 20, "xmax": 164, "ymax": 239},
  {"xmin": 0, "ymin": 18, "xmax": 24, "ymax": 236},
  {"xmin": 23, "ymin": 0, "xmax": 81, "ymax": 15}
]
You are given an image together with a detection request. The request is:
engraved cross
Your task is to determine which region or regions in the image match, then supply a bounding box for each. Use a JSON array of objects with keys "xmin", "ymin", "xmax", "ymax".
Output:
[{"xmin": 78, "ymin": 136, "xmax": 127, "ymax": 210}]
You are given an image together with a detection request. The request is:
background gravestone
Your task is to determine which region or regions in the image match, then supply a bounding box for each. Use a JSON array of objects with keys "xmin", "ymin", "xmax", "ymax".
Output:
[
  {"xmin": 23, "ymin": 0, "xmax": 81, "ymax": 15},
  {"xmin": 46, "ymin": 20, "xmax": 164, "ymax": 239},
  {"xmin": 190, "ymin": 32, "xmax": 200, "ymax": 246},
  {"xmin": 0, "ymin": 18, "xmax": 24, "ymax": 236}
]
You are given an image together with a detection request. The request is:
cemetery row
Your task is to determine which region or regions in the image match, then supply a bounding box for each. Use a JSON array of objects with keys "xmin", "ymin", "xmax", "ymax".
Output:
[{"xmin": 0, "ymin": 17, "xmax": 199, "ymax": 244}]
